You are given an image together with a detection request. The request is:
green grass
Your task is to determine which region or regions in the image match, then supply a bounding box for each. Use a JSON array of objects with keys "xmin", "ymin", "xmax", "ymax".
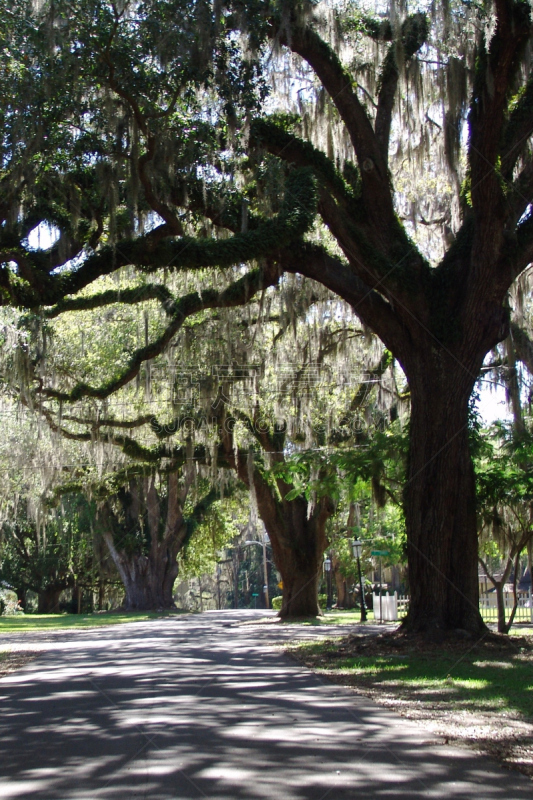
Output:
[
  {"xmin": 295, "ymin": 639, "xmax": 533, "ymax": 719},
  {"xmin": 322, "ymin": 609, "xmax": 378, "ymax": 625},
  {"xmin": 0, "ymin": 609, "xmax": 188, "ymax": 633}
]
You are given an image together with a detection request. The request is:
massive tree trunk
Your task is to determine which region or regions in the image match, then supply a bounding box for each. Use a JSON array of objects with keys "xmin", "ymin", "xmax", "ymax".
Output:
[
  {"xmin": 402, "ymin": 353, "xmax": 485, "ymax": 634},
  {"xmin": 248, "ymin": 469, "xmax": 333, "ymax": 618},
  {"xmin": 98, "ymin": 472, "xmax": 217, "ymax": 612},
  {"xmin": 221, "ymin": 426, "xmax": 334, "ymax": 618},
  {"xmin": 217, "ymin": 400, "xmax": 335, "ymax": 618},
  {"xmin": 102, "ymin": 532, "xmax": 179, "ymax": 611},
  {"xmin": 98, "ymin": 473, "xmax": 189, "ymax": 612},
  {"xmin": 268, "ymin": 497, "xmax": 330, "ymax": 618}
]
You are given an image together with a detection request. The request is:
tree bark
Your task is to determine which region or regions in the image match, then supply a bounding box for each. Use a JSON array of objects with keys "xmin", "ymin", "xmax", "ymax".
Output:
[
  {"xmin": 102, "ymin": 530, "xmax": 179, "ymax": 611},
  {"xmin": 254, "ymin": 488, "xmax": 332, "ymax": 618},
  {"xmin": 220, "ymin": 424, "xmax": 335, "ymax": 619},
  {"xmin": 333, "ymin": 558, "xmax": 352, "ymax": 608},
  {"xmin": 402, "ymin": 358, "xmax": 486, "ymax": 635}
]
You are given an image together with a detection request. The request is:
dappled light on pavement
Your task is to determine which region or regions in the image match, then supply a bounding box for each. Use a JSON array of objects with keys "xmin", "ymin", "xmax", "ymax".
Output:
[{"xmin": 0, "ymin": 610, "xmax": 530, "ymax": 798}]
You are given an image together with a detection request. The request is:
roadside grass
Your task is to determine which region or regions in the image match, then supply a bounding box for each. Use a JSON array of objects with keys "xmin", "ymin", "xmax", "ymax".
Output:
[
  {"xmin": 279, "ymin": 609, "xmax": 379, "ymax": 625},
  {"xmin": 293, "ymin": 637, "xmax": 533, "ymax": 718},
  {"xmin": 322, "ymin": 609, "xmax": 377, "ymax": 625},
  {"xmin": 289, "ymin": 630, "xmax": 533, "ymax": 778},
  {"xmin": 0, "ymin": 648, "xmax": 40, "ymax": 677},
  {"xmin": 0, "ymin": 609, "xmax": 189, "ymax": 633}
]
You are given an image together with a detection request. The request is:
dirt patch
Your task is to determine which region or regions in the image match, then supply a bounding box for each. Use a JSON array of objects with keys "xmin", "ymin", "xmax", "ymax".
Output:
[
  {"xmin": 0, "ymin": 650, "xmax": 40, "ymax": 679},
  {"xmin": 289, "ymin": 629, "xmax": 533, "ymax": 780}
]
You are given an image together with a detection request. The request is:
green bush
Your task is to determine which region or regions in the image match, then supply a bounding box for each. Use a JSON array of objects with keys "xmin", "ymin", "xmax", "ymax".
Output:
[{"xmin": 271, "ymin": 594, "xmax": 328, "ymax": 612}]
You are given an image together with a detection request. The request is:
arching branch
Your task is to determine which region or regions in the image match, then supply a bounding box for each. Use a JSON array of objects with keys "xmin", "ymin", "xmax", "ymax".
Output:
[
  {"xmin": 1, "ymin": 168, "xmax": 316, "ymax": 309},
  {"xmin": 45, "ymin": 284, "xmax": 174, "ymax": 318},
  {"xmin": 277, "ymin": 22, "xmax": 396, "ymax": 232},
  {"xmin": 41, "ymin": 265, "xmax": 280, "ymax": 403},
  {"xmin": 374, "ymin": 14, "xmax": 428, "ymax": 161},
  {"xmin": 277, "ymin": 242, "xmax": 408, "ymax": 359}
]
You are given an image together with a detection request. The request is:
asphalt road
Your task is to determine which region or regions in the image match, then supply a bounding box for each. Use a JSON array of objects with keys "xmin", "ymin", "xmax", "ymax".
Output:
[{"xmin": 0, "ymin": 609, "xmax": 531, "ymax": 799}]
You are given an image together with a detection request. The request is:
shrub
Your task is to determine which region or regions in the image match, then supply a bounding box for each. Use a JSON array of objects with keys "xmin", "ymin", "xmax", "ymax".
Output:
[{"xmin": 271, "ymin": 594, "xmax": 327, "ymax": 612}]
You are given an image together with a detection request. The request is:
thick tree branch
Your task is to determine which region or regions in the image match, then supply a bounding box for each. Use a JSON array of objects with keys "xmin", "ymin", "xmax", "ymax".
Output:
[
  {"xmin": 3, "ymin": 168, "xmax": 315, "ymax": 310},
  {"xmin": 278, "ymin": 242, "xmax": 408, "ymax": 359},
  {"xmin": 501, "ymin": 70, "xmax": 533, "ymax": 179},
  {"xmin": 468, "ymin": 1, "xmax": 531, "ymax": 246},
  {"xmin": 279, "ymin": 23, "xmax": 396, "ymax": 234},
  {"xmin": 374, "ymin": 14, "xmax": 428, "ymax": 160},
  {"xmin": 250, "ymin": 119, "xmax": 358, "ymax": 210},
  {"xmin": 45, "ymin": 284, "xmax": 174, "ymax": 318}
]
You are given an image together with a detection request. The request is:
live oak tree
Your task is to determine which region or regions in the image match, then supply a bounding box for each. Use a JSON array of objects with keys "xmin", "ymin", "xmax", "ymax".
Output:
[
  {"xmin": 225, "ymin": 0, "xmax": 533, "ymax": 634},
  {"xmin": 95, "ymin": 470, "xmax": 219, "ymax": 610},
  {"xmin": 4, "ymin": 1, "xmax": 533, "ymax": 633}
]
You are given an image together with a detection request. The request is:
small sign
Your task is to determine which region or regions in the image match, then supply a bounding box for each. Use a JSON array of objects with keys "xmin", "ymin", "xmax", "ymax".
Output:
[
  {"xmin": 371, "ymin": 550, "xmax": 390, "ymax": 556},
  {"xmin": 252, "ymin": 593, "xmax": 259, "ymax": 597}
]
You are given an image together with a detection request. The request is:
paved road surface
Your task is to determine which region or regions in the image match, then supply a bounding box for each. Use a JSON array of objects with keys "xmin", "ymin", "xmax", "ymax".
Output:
[{"xmin": 0, "ymin": 610, "xmax": 530, "ymax": 799}]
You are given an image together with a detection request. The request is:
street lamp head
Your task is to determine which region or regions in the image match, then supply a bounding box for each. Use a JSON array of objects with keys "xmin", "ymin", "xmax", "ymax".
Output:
[
  {"xmin": 351, "ymin": 539, "xmax": 362, "ymax": 560},
  {"xmin": 324, "ymin": 556, "xmax": 331, "ymax": 572}
]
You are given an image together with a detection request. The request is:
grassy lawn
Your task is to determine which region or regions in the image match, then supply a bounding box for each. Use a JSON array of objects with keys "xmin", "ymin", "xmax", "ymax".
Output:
[
  {"xmin": 276, "ymin": 609, "xmax": 381, "ymax": 625},
  {"xmin": 290, "ymin": 630, "xmax": 533, "ymax": 778},
  {"xmin": 0, "ymin": 609, "xmax": 189, "ymax": 633},
  {"xmin": 294, "ymin": 637, "xmax": 533, "ymax": 718},
  {"xmin": 322, "ymin": 609, "xmax": 379, "ymax": 625}
]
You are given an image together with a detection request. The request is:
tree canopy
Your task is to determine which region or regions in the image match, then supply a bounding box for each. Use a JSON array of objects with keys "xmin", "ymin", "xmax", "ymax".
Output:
[{"xmin": 3, "ymin": 0, "xmax": 533, "ymax": 630}]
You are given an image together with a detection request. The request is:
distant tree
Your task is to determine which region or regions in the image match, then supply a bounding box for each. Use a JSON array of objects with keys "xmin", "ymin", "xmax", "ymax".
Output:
[
  {"xmin": 477, "ymin": 424, "xmax": 533, "ymax": 633},
  {"xmin": 95, "ymin": 470, "xmax": 219, "ymax": 610},
  {"xmin": 0, "ymin": 499, "xmax": 95, "ymax": 613}
]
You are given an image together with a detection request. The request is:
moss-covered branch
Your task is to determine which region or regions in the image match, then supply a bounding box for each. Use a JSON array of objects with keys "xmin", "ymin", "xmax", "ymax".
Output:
[
  {"xmin": 374, "ymin": 14, "xmax": 428, "ymax": 161},
  {"xmin": 45, "ymin": 284, "xmax": 175, "ymax": 318},
  {"xmin": 250, "ymin": 118, "xmax": 359, "ymax": 210},
  {"xmin": 4, "ymin": 168, "xmax": 316, "ymax": 310},
  {"xmin": 501, "ymin": 70, "xmax": 533, "ymax": 179},
  {"xmin": 277, "ymin": 21, "xmax": 395, "ymax": 232},
  {"xmin": 40, "ymin": 265, "xmax": 280, "ymax": 403}
]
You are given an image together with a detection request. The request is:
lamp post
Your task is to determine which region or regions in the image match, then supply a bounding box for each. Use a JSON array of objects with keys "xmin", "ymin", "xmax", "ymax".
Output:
[
  {"xmin": 324, "ymin": 555, "xmax": 332, "ymax": 610},
  {"xmin": 244, "ymin": 537, "xmax": 271, "ymax": 609},
  {"xmin": 351, "ymin": 539, "xmax": 367, "ymax": 623}
]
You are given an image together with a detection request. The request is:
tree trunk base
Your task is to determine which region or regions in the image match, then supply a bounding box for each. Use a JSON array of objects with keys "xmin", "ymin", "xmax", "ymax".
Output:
[
  {"xmin": 400, "ymin": 613, "xmax": 488, "ymax": 640},
  {"xmin": 122, "ymin": 597, "xmax": 177, "ymax": 612}
]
